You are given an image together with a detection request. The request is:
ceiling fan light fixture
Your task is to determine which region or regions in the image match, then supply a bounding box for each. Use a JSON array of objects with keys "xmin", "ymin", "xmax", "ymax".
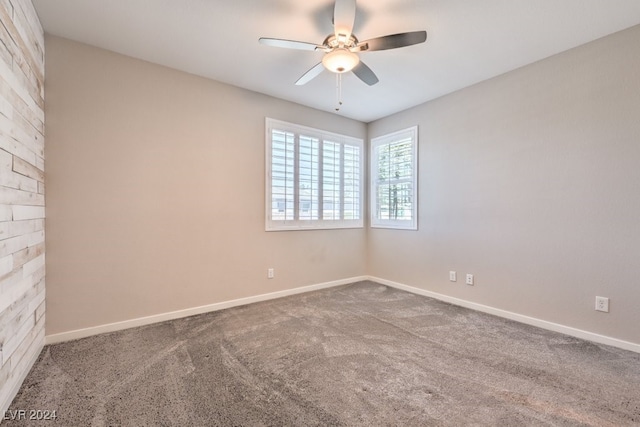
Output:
[{"xmin": 322, "ymin": 48, "xmax": 360, "ymax": 73}]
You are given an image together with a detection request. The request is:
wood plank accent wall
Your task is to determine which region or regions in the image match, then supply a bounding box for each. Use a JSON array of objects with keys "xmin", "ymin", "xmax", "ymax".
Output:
[{"xmin": 0, "ymin": 0, "xmax": 44, "ymax": 414}]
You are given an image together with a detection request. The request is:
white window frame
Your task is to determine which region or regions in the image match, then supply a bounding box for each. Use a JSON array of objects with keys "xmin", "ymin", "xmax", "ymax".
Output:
[
  {"xmin": 266, "ymin": 118, "xmax": 364, "ymax": 231},
  {"xmin": 370, "ymin": 126, "xmax": 418, "ymax": 230}
]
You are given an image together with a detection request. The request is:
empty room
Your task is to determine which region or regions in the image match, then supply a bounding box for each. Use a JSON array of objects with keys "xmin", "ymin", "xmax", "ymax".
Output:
[{"xmin": 1, "ymin": 0, "xmax": 640, "ymax": 425}]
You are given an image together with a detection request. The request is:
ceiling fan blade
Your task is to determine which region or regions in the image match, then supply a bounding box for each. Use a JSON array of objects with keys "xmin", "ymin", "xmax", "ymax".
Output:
[
  {"xmin": 357, "ymin": 31, "xmax": 427, "ymax": 52},
  {"xmin": 295, "ymin": 63, "xmax": 325, "ymax": 85},
  {"xmin": 333, "ymin": 0, "xmax": 356, "ymax": 40},
  {"xmin": 259, "ymin": 37, "xmax": 321, "ymax": 51},
  {"xmin": 352, "ymin": 61, "xmax": 379, "ymax": 86}
]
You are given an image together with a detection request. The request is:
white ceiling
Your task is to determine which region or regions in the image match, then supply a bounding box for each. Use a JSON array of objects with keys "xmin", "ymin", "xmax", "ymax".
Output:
[{"xmin": 32, "ymin": 0, "xmax": 640, "ymax": 123}]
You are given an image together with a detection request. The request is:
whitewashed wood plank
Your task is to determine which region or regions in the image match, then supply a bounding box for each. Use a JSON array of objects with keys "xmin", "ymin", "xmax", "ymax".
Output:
[
  {"xmin": 25, "ymin": 229, "xmax": 43, "ymax": 246},
  {"xmin": 0, "ymin": 348, "xmax": 8, "ymax": 378},
  {"xmin": 12, "ymin": 241, "xmax": 43, "ymax": 267},
  {"xmin": 0, "ymin": 0, "xmax": 14, "ymax": 19},
  {"xmin": 0, "ymin": 91, "xmax": 13, "ymax": 119},
  {"xmin": 13, "ymin": 0, "xmax": 44, "ymax": 57},
  {"xmin": 27, "ymin": 288, "xmax": 44, "ymax": 317},
  {"xmin": 12, "ymin": 155, "xmax": 42, "ymax": 181},
  {"xmin": 0, "ymin": 111, "xmax": 43, "ymax": 158},
  {"xmin": 13, "ymin": 110, "xmax": 44, "ymax": 154},
  {"xmin": 0, "ymin": 293, "xmax": 30, "ymax": 345},
  {"xmin": 0, "ymin": 298, "xmax": 35, "ymax": 357},
  {"xmin": 5, "ymin": 219, "xmax": 43, "ymax": 239},
  {"xmin": 0, "ymin": 132, "xmax": 36, "ymax": 165},
  {"xmin": 34, "ymin": 298, "xmax": 44, "ymax": 321},
  {"xmin": 11, "ymin": 205, "xmax": 43, "ymax": 220},
  {"xmin": 0, "ymin": 150, "xmax": 37, "ymax": 191},
  {"xmin": 5, "ymin": 266, "xmax": 45, "ymax": 306},
  {"xmin": 0, "ymin": 4, "xmax": 44, "ymax": 95},
  {"xmin": 0, "ymin": 144, "xmax": 9, "ymax": 166},
  {"xmin": 0, "ymin": 73, "xmax": 44, "ymax": 135},
  {"xmin": 0, "ymin": 204, "xmax": 10, "ymax": 221},
  {"xmin": 33, "ymin": 270, "xmax": 44, "ymax": 291},
  {"xmin": 0, "ymin": 57, "xmax": 11, "ymax": 84},
  {"xmin": 0, "ymin": 168, "xmax": 37, "ymax": 192},
  {"xmin": 21, "ymin": 252, "xmax": 43, "ymax": 277},
  {"xmin": 9, "ymin": 58, "xmax": 43, "ymax": 118},
  {"xmin": 11, "ymin": 0, "xmax": 44, "ymax": 66},
  {"xmin": 0, "ymin": 233, "xmax": 28, "ymax": 257},
  {"xmin": 2, "ymin": 312, "xmax": 34, "ymax": 365},
  {"xmin": 0, "ymin": 185, "xmax": 44, "ymax": 206},
  {"xmin": 0, "ymin": 220, "xmax": 8, "ymax": 241},
  {"xmin": 8, "ymin": 0, "xmax": 44, "ymax": 69},
  {"xmin": 8, "ymin": 320, "xmax": 44, "ymax": 381},
  {"xmin": 0, "ymin": 272, "xmax": 30, "ymax": 313},
  {"xmin": 0, "ymin": 46, "xmax": 42, "ymax": 120},
  {"xmin": 0, "ymin": 34, "xmax": 12, "ymax": 71},
  {"xmin": 0, "ymin": 263, "xmax": 23, "ymax": 289},
  {"xmin": 0, "ymin": 229, "xmax": 42, "ymax": 258},
  {"xmin": 0, "ymin": 253, "xmax": 12, "ymax": 276}
]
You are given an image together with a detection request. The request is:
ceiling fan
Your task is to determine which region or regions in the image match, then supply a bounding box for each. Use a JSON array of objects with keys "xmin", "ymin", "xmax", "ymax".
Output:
[{"xmin": 258, "ymin": 0, "xmax": 427, "ymax": 87}]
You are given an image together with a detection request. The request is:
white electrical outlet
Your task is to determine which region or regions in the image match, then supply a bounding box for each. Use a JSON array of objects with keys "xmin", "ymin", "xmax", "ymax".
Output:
[
  {"xmin": 466, "ymin": 274, "xmax": 474, "ymax": 286},
  {"xmin": 595, "ymin": 296, "xmax": 609, "ymax": 313},
  {"xmin": 267, "ymin": 268, "xmax": 274, "ymax": 279},
  {"xmin": 449, "ymin": 271, "xmax": 457, "ymax": 282}
]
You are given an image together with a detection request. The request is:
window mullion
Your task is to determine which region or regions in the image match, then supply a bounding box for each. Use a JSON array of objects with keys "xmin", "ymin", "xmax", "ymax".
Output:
[
  {"xmin": 340, "ymin": 142, "xmax": 345, "ymax": 220},
  {"xmin": 387, "ymin": 143, "xmax": 392, "ymax": 220},
  {"xmin": 318, "ymin": 139, "xmax": 324, "ymax": 221},
  {"xmin": 294, "ymin": 133, "xmax": 300, "ymax": 222}
]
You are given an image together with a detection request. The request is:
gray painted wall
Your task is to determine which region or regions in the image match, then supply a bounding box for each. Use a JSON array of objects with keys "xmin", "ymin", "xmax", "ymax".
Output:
[
  {"xmin": 368, "ymin": 24, "xmax": 640, "ymax": 344},
  {"xmin": 44, "ymin": 36, "xmax": 367, "ymax": 336}
]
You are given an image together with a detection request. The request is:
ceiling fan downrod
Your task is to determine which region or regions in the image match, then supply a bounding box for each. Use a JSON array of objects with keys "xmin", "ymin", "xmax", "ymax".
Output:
[{"xmin": 335, "ymin": 74, "xmax": 343, "ymax": 112}]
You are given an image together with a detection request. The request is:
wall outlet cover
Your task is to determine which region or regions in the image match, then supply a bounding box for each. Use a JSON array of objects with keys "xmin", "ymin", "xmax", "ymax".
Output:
[{"xmin": 595, "ymin": 296, "xmax": 609, "ymax": 312}]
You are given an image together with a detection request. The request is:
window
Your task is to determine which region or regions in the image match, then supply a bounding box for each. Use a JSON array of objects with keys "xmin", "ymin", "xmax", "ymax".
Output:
[
  {"xmin": 266, "ymin": 118, "xmax": 364, "ymax": 231},
  {"xmin": 370, "ymin": 126, "xmax": 418, "ymax": 230}
]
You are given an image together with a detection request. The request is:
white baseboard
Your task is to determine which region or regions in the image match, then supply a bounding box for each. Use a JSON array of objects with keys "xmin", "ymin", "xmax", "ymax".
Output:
[
  {"xmin": 0, "ymin": 340, "xmax": 44, "ymax": 422},
  {"xmin": 45, "ymin": 275, "xmax": 640, "ymax": 354},
  {"xmin": 45, "ymin": 276, "xmax": 367, "ymax": 345},
  {"xmin": 369, "ymin": 276, "xmax": 640, "ymax": 354}
]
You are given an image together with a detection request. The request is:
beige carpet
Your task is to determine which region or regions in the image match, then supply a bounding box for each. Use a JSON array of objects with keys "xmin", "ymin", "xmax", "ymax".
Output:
[{"xmin": 6, "ymin": 281, "xmax": 640, "ymax": 426}]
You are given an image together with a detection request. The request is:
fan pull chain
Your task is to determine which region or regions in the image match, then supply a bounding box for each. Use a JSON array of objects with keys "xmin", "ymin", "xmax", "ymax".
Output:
[{"xmin": 335, "ymin": 73, "xmax": 343, "ymax": 111}]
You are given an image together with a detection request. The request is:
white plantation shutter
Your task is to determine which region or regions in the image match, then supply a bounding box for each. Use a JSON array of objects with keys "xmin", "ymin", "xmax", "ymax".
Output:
[
  {"xmin": 343, "ymin": 144, "xmax": 361, "ymax": 220},
  {"xmin": 371, "ymin": 126, "xmax": 418, "ymax": 230},
  {"xmin": 298, "ymin": 136, "xmax": 319, "ymax": 221},
  {"xmin": 322, "ymin": 141, "xmax": 341, "ymax": 221},
  {"xmin": 270, "ymin": 130, "xmax": 295, "ymax": 221},
  {"xmin": 376, "ymin": 137, "xmax": 413, "ymax": 220},
  {"xmin": 266, "ymin": 118, "xmax": 364, "ymax": 231}
]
